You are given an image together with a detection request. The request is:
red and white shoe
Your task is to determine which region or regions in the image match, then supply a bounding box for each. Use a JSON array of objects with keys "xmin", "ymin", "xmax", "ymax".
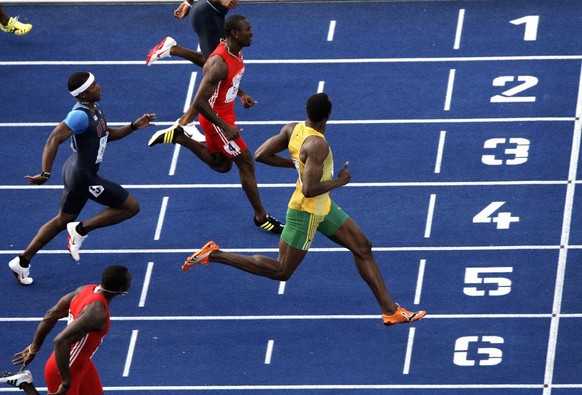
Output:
[
  {"xmin": 8, "ymin": 257, "xmax": 33, "ymax": 285},
  {"xmin": 146, "ymin": 37, "xmax": 177, "ymax": 66}
]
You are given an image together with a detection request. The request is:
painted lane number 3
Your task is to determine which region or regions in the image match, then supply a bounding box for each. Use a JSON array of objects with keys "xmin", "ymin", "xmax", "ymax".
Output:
[{"xmin": 482, "ymin": 138, "xmax": 530, "ymax": 166}]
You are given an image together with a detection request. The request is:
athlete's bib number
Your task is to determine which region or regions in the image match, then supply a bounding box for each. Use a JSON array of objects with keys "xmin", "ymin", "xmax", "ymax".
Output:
[
  {"xmin": 96, "ymin": 131, "xmax": 109, "ymax": 164},
  {"xmin": 223, "ymin": 140, "xmax": 241, "ymax": 155}
]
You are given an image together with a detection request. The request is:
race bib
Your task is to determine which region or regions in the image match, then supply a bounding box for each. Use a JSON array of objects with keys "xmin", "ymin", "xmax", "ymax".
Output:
[{"xmin": 96, "ymin": 131, "xmax": 109, "ymax": 164}]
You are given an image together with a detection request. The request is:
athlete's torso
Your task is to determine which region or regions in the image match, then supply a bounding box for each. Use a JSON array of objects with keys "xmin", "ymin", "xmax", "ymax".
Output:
[
  {"xmin": 67, "ymin": 285, "xmax": 110, "ymax": 364},
  {"xmin": 200, "ymin": 42, "xmax": 245, "ymax": 125},
  {"xmin": 288, "ymin": 122, "xmax": 334, "ymax": 215},
  {"xmin": 64, "ymin": 103, "xmax": 109, "ymax": 172}
]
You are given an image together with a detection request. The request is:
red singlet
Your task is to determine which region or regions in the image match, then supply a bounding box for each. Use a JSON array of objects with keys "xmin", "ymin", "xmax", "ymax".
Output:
[
  {"xmin": 199, "ymin": 41, "xmax": 248, "ymax": 158},
  {"xmin": 45, "ymin": 285, "xmax": 110, "ymax": 395}
]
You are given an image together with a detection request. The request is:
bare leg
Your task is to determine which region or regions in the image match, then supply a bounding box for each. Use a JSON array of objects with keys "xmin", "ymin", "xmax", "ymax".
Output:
[
  {"xmin": 328, "ymin": 218, "xmax": 398, "ymax": 315},
  {"xmin": 20, "ymin": 211, "xmax": 78, "ymax": 261},
  {"xmin": 80, "ymin": 194, "xmax": 140, "ymax": 232},
  {"xmin": 210, "ymin": 239, "xmax": 308, "ymax": 280},
  {"xmin": 174, "ymin": 133, "xmax": 232, "ymax": 172},
  {"xmin": 18, "ymin": 383, "xmax": 40, "ymax": 395},
  {"xmin": 170, "ymin": 45, "xmax": 205, "ymax": 67},
  {"xmin": 232, "ymin": 149, "xmax": 268, "ymax": 222},
  {"xmin": 0, "ymin": 6, "xmax": 9, "ymax": 25}
]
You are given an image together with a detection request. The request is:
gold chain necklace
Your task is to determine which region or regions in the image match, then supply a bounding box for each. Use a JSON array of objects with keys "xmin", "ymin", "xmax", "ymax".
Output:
[{"xmin": 222, "ymin": 40, "xmax": 242, "ymax": 62}]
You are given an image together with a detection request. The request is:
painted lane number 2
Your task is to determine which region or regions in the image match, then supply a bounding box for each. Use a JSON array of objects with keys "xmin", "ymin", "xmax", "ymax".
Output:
[{"xmin": 491, "ymin": 76, "xmax": 538, "ymax": 103}]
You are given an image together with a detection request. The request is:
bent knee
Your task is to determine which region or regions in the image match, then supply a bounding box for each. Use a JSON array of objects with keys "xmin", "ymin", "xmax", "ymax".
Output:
[{"xmin": 353, "ymin": 237, "xmax": 373, "ymax": 259}]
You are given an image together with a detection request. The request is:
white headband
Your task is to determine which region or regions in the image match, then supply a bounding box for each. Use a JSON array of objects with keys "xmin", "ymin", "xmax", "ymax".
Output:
[{"xmin": 69, "ymin": 73, "xmax": 95, "ymax": 97}]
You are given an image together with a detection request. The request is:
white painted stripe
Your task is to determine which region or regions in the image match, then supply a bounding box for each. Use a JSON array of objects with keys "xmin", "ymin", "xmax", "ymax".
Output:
[
  {"xmin": 154, "ymin": 197, "xmax": 169, "ymax": 241},
  {"xmin": 424, "ymin": 194, "xmax": 437, "ymax": 238},
  {"xmin": 169, "ymin": 144, "xmax": 180, "ymax": 176},
  {"xmin": 327, "ymin": 20, "xmax": 336, "ymax": 41},
  {"xmin": 123, "ymin": 330, "xmax": 139, "ymax": 377},
  {"xmin": 139, "ymin": 262, "xmax": 154, "ymax": 308},
  {"xmin": 0, "ymin": 180, "xmax": 569, "ymax": 191},
  {"xmin": 0, "ymin": 383, "xmax": 566, "ymax": 393},
  {"xmin": 434, "ymin": 130, "xmax": 446, "ymax": 173},
  {"xmin": 414, "ymin": 259, "xmax": 426, "ymax": 305},
  {"xmin": 444, "ymin": 69, "xmax": 456, "ymax": 111},
  {"xmin": 317, "ymin": 81, "xmax": 325, "ymax": 93},
  {"xmin": 0, "ymin": 313, "xmax": 565, "ymax": 323},
  {"xmin": 0, "ymin": 116, "xmax": 573, "ymax": 128},
  {"xmin": 264, "ymin": 340, "xmax": 275, "ymax": 364},
  {"xmin": 402, "ymin": 327, "xmax": 416, "ymax": 374},
  {"xmin": 453, "ymin": 9, "xmax": 465, "ymax": 50},
  {"xmin": 183, "ymin": 72, "xmax": 198, "ymax": 113},
  {"xmin": 5, "ymin": 54, "xmax": 582, "ymax": 66},
  {"xmin": 278, "ymin": 281, "xmax": 286, "ymax": 295},
  {"xmin": 542, "ymin": 60, "xmax": 582, "ymax": 395},
  {"xmin": 0, "ymin": 244, "xmax": 570, "ymax": 258}
]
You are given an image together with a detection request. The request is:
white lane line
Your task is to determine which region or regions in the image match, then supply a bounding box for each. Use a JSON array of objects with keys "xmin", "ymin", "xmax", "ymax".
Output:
[
  {"xmin": 434, "ymin": 130, "xmax": 446, "ymax": 173},
  {"xmin": 424, "ymin": 194, "xmax": 437, "ymax": 238},
  {"xmin": 278, "ymin": 281, "xmax": 286, "ymax": 295},
  {"xmin": 317, "ymin": 81, "xmax": 325, "ymax": 93},
  {"xmin": 154, "ymin": 196, "xmax": 169, "ymax": 241},
  {"xmin": 264, "ymin": 340, "xmax": 275, "ymax": 364},
  {"xmin": 542, "ymin": 60, "xmax": 582, "ymax": 395},
  {"xmin": 6, "ymin": 54, "xmax": 582, "ymax": 67},
  {"xmin": 444, "ymin": 69, "xmax": 456, "ymax": 111},
  {"xmin": 327, "ymin": 20, "xmax": 336, "ymax": 41},
  {"xmin": 183, "ymin": 71, "xmax": 198, "ymax": 113},
  {"xmin": 123, "ymin": 330, "xmax": 139, "ymax": 377},
  {"xmin": 402, "ymin": 327, "xmax": 416, "ymax": 374},
  {"xmin": 454, "ymin": 9, "xmax": 465, "ymax": 50},
  {"xmin": 414, "ymin": 259, "xmax": 426, "ymax": 305},
  {"xmin": 139, "ymin": 261, "xmax": 154, "ymax": 308},
  {"xmin": 169, "ymin": 145, "xmax": 181, "ymax": 176}
]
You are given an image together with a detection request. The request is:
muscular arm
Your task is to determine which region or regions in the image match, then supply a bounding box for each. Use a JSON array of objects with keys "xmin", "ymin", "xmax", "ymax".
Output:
[
  {"xmin": 254, "ymin": 123, "xmax": 296, "ymax": 168},
  {"xmin": 25, "ymin": 122, "xmax": 72, "ymax": 185},
  {"xmin": 108, "ymin": 113, "xmax": 156, "ymax": 141},
  {"xmin": 301, "ymin": 137, "xmax": 350, "ymax": 198},
  {"xmin": 52, "ymin": 300, "xmax": 108, "ymax": 389},
  {"xmin": 13, "ymin": 287, "xmax": 82, "ymax": 368}
]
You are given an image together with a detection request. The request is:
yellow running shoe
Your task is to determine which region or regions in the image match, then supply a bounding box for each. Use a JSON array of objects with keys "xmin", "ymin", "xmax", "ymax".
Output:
[{"xmin": 1, "ymin": 17, "xmax": 32, "ymax": 36}]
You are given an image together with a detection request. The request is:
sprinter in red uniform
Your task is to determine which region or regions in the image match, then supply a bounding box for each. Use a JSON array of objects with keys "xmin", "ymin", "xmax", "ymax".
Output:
[
  {"xmin": 147, "ymin": 15, "xmax": 284, "ymax": 235},
  {"xmin": 1, "ymin": 265, "xmax": 131, "ymax": 395}
]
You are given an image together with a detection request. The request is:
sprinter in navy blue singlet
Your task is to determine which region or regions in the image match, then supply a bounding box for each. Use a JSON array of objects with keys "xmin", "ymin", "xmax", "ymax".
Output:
[{"xmin": 8, "ymin": 72, "xmax": 156, "ymax": 285}]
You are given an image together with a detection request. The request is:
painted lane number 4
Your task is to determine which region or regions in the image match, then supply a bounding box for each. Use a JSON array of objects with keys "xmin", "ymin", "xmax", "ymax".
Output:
[{"xmin": 473, "ymin": 202, "xmax": 519, "ymax": 229}]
